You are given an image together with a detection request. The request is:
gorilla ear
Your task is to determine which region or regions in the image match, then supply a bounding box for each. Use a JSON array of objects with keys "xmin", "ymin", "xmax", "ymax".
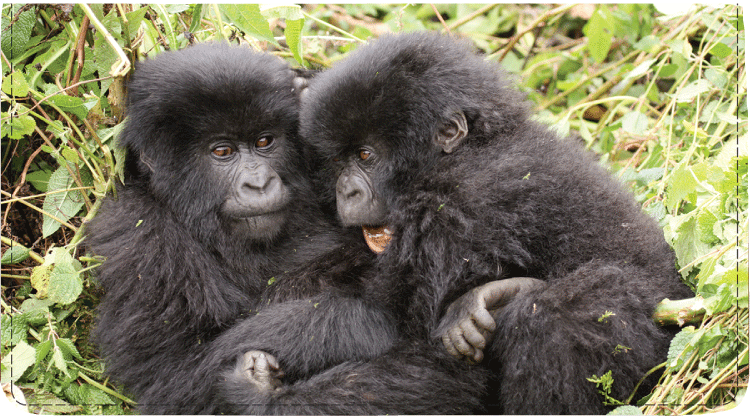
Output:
[
  {"xmin": 434, "ymin": 111, "xmax": 468, "ymax": 154},
  {"xmin": 293, "ymin": 76, "xmax": 310, "ymax": 102}
]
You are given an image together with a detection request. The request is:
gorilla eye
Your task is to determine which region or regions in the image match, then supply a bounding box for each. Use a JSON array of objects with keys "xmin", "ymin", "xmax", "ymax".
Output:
[
  {"xmin": 255, "ymin": 136, "xmax": 274, "ymax": 148},
  {"xmin": 359, "ymin": 150, "xmax": 372, "ymax": 160},
  {"xmin": 212, "ymin": 146, "xmax": 234, "ymax": 158}
]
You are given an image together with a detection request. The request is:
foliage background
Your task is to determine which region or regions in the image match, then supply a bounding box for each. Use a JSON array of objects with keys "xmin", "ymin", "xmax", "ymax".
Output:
[{"xmin": 1, "ymin": 3, "xmax": 747, "ymax": 415}]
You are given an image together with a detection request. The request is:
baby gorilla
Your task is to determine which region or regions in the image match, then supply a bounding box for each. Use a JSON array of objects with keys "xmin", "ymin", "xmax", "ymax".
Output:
[{"xmin": 300, "ymin": 32, "xmax": 693, "ymax": 414}]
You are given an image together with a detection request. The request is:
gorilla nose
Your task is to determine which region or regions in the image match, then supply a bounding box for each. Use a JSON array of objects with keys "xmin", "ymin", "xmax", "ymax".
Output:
[{"xmin": 238, "ymin": 165, "xmax": 281, "ymax": 198}]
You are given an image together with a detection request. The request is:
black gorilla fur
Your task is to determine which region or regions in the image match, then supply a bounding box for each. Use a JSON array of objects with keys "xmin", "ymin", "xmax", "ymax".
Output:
[
  {"xmin": 87, "ymin": 42, "xmax": 487, "ymax": 415},
  {"xmin": 298, "ymin": 32, "xmax": 694, "ymax": 414},
  {"xmin": 85, "ymin": 43, "xmax": 392, "ymax": 413}
]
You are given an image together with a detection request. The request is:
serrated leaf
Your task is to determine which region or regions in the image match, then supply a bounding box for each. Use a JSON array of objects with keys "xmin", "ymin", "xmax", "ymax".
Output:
[
  {"xmin": 667, "ymin": 326, "xmax": 695, "ymax": 369},
  {"xmin": 1, "ymin": 314, "xmax": 28, "ymax": 348},
  {"xmin": 671, "ymin": 216, "xmax": 713, "ymax": 271},
  {"xmin": 665, "ymin": 165, "xmax": 698, "ymax": 210},
  {"xmin": 1, "ymin": 341, "xmax": 37, "ymax": 383},
  {"xmin": 41, "ymin": 165, "xmax": 91, "ymax": 238},
  {"xmin": 55, "ymin": 338, "xmax": 83, "ymax": 361},
  {"xmin": 1, "ymin": 244, "xmax": 30, "ymax": 264},
  {"xmin": 52, "ymin": 346, "xmax": 71, "ymax": 378},
  {"xmin": 28, "ymin": 391, "xmax": 81, "ymax": 414},
  {"xmin": 47, "ymin": 248, "xmax": 83, "ymax": 305},
  {"xmin": 2, "ymin": 72, "xmax": 30, "ymax": 97},
  {"xmin": 46, "ymin": 94, "xmax": 90, "ymax": 121},
  {"xmin": 19, "ymin": 297, "xmax": 54, "ymax": 325},
  {"xmin": 1, "ymin": 5, "xmax": 36, "ymax": 60},
  {"xmin": 36, "ymin": 340, "xmax": 52, "ymax": 366},
  {"xmin": 218, "ymin": 4, "xmax": 275, "ymax": 44},
  {"xmin": 125, "ymin": 6, "xmax": 150, "ymax": 38},
  {"xmin": 2, "ymin": 112, "xmax": 36, "ymax": 140}
]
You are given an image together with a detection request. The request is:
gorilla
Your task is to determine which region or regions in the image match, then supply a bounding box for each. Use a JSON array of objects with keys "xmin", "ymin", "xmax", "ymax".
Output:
[
  {"xmin": 87, "ymin": 42, "xmax": 487, "ymax": 415},
  {"xmin": 85, "ymin": 43, "xmax": 388, "ymax": 413},
  {"xmin": 295, "ymin": 32, "xmax": 694, "ymax": 414}
]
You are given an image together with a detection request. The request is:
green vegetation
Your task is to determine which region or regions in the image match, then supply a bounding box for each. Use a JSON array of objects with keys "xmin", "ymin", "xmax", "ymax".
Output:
[{"xmin": 1, "ymin": 4, "xmax": 746, "ymax": 414}]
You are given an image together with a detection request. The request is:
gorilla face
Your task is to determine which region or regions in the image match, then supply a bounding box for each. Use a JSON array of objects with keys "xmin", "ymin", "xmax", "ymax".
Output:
[
  {"xmin": 209, "ymin": 133, "xmax": 292, "ymax": 240},
  {"xmin": 119, "ymin": 43, "xmax": 309, "ymax": 244}
]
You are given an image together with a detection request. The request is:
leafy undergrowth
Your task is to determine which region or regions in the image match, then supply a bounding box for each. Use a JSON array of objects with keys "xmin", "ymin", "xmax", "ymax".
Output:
[{"xmin": 1, "ymin": 4, "xmax": 746, "ymax": 415}]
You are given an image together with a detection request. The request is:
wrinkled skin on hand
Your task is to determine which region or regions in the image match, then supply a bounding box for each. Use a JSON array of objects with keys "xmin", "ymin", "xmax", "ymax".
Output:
[
  {"xmin": 239, "ymin": 350, "xmax": 285, "ymax": 392},
  {"xmin": 435, "ymin": 278, "xmax": 545, "ymax": 364}
]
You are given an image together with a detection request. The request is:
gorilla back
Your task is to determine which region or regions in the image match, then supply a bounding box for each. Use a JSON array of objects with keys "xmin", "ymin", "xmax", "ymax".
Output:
[
  {"xmin": 301, "ymin": 32, "xmax": 693, "ymax": 414},
  {"xmin": 86, "ymin": 43, "xmax": 343, "ymax": 413}
]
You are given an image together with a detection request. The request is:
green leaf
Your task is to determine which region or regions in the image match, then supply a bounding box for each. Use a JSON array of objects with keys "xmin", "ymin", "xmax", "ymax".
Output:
[
  {"xmin": 1, "ymin": 341, "xmax": 37, "ymax": 383},
  {"xmin": 1, "ymin": 112, "xmax": 36, "ymax": 140},
  {"xmin": 46, "ymin": 94, "xmax": 91, "ymax": 121},
  {"xmin": 674, "ymin": 79, "xmax": 712, "ymax": 103},
  {"xmin": 35, "ymin": 340, "xmax": 53, "ymax": 366},
  {"xmin": 52, "ymin": 345, "xmax": 71, "ymax": 378},
  {"xmin": 55, "ymin": 338, "xmax": 83, "ymax": 361},
  {"xmin": 667, "ymin": 326, "xmax": 695, "ymax": 369},
  {"xmin": 29, "ymin": 391, "xmax": 81, "ymax": 414},
  {"xmin": 0, "ymin": 314, "xmax": 28, "ymax": 348},
  {"xmin": 19, "ymin": 296, "xmax": 54, "ymax": 319},
  {"xmin": 219, "ymin": 4, "xmax": 275, "ymax": 44},
  {"xmin": 665, "ymin": 165, "xmax": 698, "ymax": 211},
  {"xmin": 621, "ymin": 112, "xmax": 650, "ymax": 135},
  {"xmin": 47, "ymin": 248, "xmax": 84, "ymax": 305},
  {"xmin": 41, "ymin": 165, "xmax": 91, "ymax": 238},
  {"xmin": 25, "ymin": 169, "xmax": 52, "ymax": 193},
  {"xmin": 657, "ymin": 63, "xmax": 678, "ymax": 78},
  {"xmin": 1, "ymin": 244, "xmax": 30, "ymax": 264},
  {"xmin": 609, "ymin": 405, "xmax": 644, "ymax": 415},
  {"xmin": 1, "ymin": 5, "xmax": 36, "ymax": 60},
  {"xmin": 709, "ymin": 41, "xmax": 733, "ymax": 58},
  {"xmin": 260, "ymin": 4, "xmax": 305, "ymax": 65},
  {"xmin": 2, "ymin": 71, "xmax": 30, "ymax": 97},
  {"xmin": 583, "ymin": 7, "xmax": 614, "ymax": 63},
  {"xmin": 624, "ymin": 58, "xmax": 657, "ymax": 80},
  {"xmin": 125, "ymin": 6, "xmax": 150, "ymax": 38}
]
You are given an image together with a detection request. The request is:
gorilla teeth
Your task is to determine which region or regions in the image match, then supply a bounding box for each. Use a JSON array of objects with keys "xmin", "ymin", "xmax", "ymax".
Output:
[{"xmin": 362, "ymin": 225, "xmax": 393, "ymax": 254}]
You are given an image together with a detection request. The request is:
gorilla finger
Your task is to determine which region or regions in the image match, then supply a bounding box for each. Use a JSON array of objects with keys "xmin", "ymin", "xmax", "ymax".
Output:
[
  {"xmin": 459, "ymin": 319, "xmax": 486, "ymax": 349},
  {"xmin": 242, "ymin": 351, "xmax": 258, "ymax": 371},
  {"xmin": 470, "ymin": 348, "xmax": 484, "ymax": 365},
  {"xmin": 254, "ymin": 353, "xmax": 271, "ymax": 378},
  {"xmin": 473, "ymin": 307, "xmax": 496, "ymax": 332},
  {"xmin": 448, "ymin": 327, "xmax": 474, "ymax": 357},
  {"xmin": 442, "ymin": 333, "xmax": 461, "ymax": 358},
  {"xmin": 264, "ymin": 353, "xmax": 281, "ymax": 371}
]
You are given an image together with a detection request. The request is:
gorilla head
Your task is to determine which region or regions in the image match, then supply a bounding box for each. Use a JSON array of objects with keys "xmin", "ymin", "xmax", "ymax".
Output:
[
  {"xmin": 299, "ymin": 33, "xmax": 528, "ymax": 227},
  {"xmin": 121, "ymin": 43, "xmax": 310, "ymax": 243}
]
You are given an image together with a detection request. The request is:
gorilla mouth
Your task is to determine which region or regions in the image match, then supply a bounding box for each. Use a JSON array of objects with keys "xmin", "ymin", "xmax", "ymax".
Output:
[
  {"xmin": 362, "ymin": 225, "xmax": 393, "ymax": 254},
  {"xmin": 230, "ymin": 212, "xmax": 286, "ymax": 240}
]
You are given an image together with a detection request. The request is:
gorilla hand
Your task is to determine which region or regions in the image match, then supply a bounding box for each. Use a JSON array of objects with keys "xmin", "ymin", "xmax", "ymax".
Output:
[
  {"xmin": 240, "ymin": 350, "xmax": 285, "ymax": 391},
  {"xmin": 435, "ymin": 277, "xmax": 545, "ymax": 364}
]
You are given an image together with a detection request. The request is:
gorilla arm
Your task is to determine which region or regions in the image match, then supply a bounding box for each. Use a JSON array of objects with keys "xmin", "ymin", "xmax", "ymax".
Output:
[{"xmin": 435, "ymin": 277, "xmax": 545, "ymax": 363}]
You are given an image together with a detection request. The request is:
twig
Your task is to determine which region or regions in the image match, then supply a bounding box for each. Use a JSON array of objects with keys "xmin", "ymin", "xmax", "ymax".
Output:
[
  {"xmin": 67, "ymin": 15, "xmax": 89, "ymax": 96},
  {"xmin": 79, "ymin": 3, "xmax": 131, "ymax": 77},
  {"xmin": 430, "ymin": 4, "xmax": 450, "ymax": 34},
  {"xmin": 497, "ymin": 4, "xmax": 576, "ymax": 62},
  {"xmin": 447, "ymin": 4, "xmax": 497, "ymax": 31}
]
